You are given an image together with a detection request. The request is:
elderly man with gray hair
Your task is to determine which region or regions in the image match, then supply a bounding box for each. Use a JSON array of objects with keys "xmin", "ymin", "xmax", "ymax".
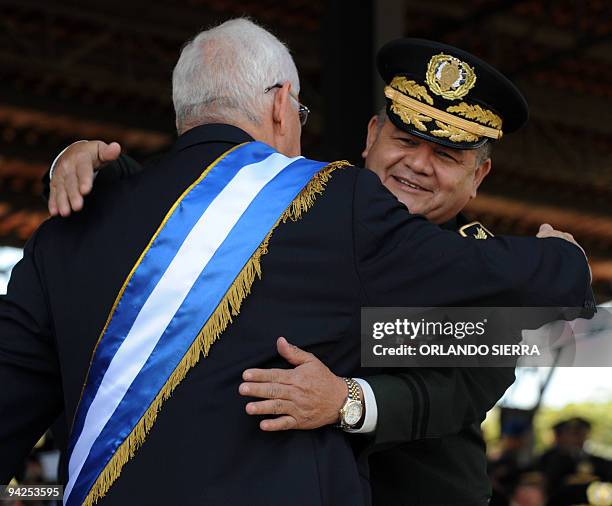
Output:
[{"xmin": 1, "ymin": 18, "xmax": 593, "ymax": 506}]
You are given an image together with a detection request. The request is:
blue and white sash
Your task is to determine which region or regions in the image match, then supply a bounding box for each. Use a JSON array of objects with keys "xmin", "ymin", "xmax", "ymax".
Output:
[{"xmin": 64, "ymin": 141, "xmax": 335, "ymax": 506}]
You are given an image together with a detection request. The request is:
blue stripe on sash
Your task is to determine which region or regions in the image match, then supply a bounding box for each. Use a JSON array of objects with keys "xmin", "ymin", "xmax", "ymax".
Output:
[
  {"xmin": 68, "ymin": 142, "xmax": 273, "ymax": 459},
  {"xmin": 66, "ymin": 144, "xmax": 326, "ymax": 505}
]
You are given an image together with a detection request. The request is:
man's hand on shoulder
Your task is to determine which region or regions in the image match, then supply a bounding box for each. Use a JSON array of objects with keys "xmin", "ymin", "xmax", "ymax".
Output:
[
  {"xmin": 239, "ymin": 337, "xmax": 348, "ymax": 431},
  {"xmin": 49, "ymin": 140, "xmax": 121, "ymax": 217},
  {"xmin": 536, "ymin": 223, "xmax": 583, "ymax": 252},
  {"xmin": 537, "ymin": 223, "xmax": 590, "ymax": 275}
]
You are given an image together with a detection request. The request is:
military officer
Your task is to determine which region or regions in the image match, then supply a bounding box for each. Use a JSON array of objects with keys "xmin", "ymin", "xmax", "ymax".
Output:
[
  {"xmin": 40, "ymin": 38, "xmax": 595, "ymax": 506},
  {"xmin": 540, "ymin": 417, "xmax": 612, "ymax": 504},
  {"xmin": 241, "ymin": 38, "xmax": 566, "ymax": 506}
]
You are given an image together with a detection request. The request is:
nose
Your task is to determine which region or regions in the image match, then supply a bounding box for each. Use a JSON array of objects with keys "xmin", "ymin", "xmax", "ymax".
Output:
[{"xmin": 404, "ymin": 144, "xmax": 433, "ymax": 176}]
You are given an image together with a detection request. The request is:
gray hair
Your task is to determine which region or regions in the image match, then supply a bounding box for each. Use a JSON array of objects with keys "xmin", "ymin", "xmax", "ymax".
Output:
[
  {"xmin": 475, "ymin": 140, "xmax": 493, "ymax": 165},
  {"xmin": 375, "ymin": 108, "xmax": 493, "ymax": 166},
  {"xmin": 172, "ymin": 18, "xmax": 300, "ymax": 133}
]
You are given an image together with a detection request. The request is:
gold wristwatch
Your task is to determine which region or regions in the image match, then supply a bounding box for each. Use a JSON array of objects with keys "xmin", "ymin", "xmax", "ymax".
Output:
[{"xmin": 338, "ymin": 377, "xmax": 364, "ymax": 430}]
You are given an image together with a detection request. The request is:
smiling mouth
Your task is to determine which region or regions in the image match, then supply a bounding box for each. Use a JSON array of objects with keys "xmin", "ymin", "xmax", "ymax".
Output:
[{"xmin": 391, "ymin": 175, "xmax": 431, "ymax": 192}]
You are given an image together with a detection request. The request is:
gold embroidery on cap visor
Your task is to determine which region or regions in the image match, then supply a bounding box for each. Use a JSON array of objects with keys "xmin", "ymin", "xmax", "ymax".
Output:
[
  {"xmin": 431, "ymin": 121, "xmax": 479, "ymax": 143},
  {"xmin": 447, "ymin": 103, "xmax": 502, "ymax": 130},
  {"xmin": 390, "ymin": 76, "xmax": 434, "ymax": 105},
  {"xmin": 426, "ymin": 53, "xmax": 477, "ymax": 100},
  {"xmin": 390, "ymin": 102, "xmax": 431, "ymax": 132},
  {"xmin": 384, "ymin": 86, "xmax": 503, "ymax": 141}
]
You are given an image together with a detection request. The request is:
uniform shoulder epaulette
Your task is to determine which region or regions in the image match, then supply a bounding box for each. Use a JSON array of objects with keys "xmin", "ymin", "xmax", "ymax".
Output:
[{"xmin": 458, "ymin": 221, "xmax": 494, "ymax": 239}]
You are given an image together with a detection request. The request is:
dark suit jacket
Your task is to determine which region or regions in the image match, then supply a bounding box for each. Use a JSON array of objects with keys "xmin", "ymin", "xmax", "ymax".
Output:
[{"xmin": 5, "ymin": 124, "xmax": 593, "ymax": 506}]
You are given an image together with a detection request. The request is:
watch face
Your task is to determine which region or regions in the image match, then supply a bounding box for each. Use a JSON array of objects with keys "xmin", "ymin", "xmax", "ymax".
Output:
[{"xmin": 344, "ymin": 400, "xmax": 363, "ymax": 426}]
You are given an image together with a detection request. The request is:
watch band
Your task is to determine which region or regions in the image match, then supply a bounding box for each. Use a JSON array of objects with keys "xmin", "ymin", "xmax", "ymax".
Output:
[{"xmin": 344, "ymin": 377, "xmax": 361, "ymax": 404}]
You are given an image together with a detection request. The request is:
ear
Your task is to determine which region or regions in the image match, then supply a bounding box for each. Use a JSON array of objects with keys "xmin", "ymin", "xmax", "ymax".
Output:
[
  {"xmin": 272, "ymin": 81, "xmax": 292, "ymax": 136},
  {"xmin": 471, "ymin": 159, "xmax": 492, "ymax": 198},
  {"xmin": 362, "ymin": 115, "xmax": 380, "ymax": 159}
]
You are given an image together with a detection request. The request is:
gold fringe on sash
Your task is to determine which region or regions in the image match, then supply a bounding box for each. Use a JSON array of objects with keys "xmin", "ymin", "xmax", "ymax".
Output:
[{"xmin": 81, "ymin": 159, "xmax": 351, "ymax": 506}]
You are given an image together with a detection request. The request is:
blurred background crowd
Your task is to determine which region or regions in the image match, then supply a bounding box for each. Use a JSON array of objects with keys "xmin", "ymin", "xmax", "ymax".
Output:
[{"xmin": 486, "ymin": 412, "xmax": 612, "ymax": 505}]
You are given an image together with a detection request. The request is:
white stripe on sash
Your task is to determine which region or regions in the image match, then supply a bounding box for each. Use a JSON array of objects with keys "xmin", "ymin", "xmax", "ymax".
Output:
[{"xmin": 65, "ymin": 152, "xmax": 302, "ymax": 501}]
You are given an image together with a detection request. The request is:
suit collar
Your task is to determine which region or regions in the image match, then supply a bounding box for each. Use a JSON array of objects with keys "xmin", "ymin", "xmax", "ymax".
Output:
[
  {"xmin": 440, "ymin": 215, "xmax": 459, "ymax": 231},
  {"xmin": 440, "ymin": 212, "xmax": 470, "ymax": 232},
  {"xmin": 174, "ymin": 123, "xmax": 254, "ymax": 152}
]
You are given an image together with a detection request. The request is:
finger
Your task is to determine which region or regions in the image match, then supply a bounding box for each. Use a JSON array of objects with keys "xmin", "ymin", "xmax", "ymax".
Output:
[
  {"xmin": 97, "ymin": 141, "xmax": 122, "ymax": 164},
  {"xmin": 536, "ymin": 230, "xmax": 552, "ymax": 239},
  {"xmin": 277, "ymin": 336, "xmax": 313, "ymax": 366},
  {"xmin": 48, "ymin": 185, "xmax": 59, "ymax": 216},
  {"xmin": 76, "ymin": 160, "xmax": 95, "ymax": 195},
  {"xmin": 64, "ymin": 171, "xmax": 83, "ymax": 212},
  {"xmin": 54, "ymin": 181, "xmax": 72, "ymax": 217},
  {"xmin": 242, "ymin": 367, "xmax": 291, "ymax": 383},
  {"xmin": 260, "ymin": 416, "xmax": 298, "ymax": 432},
  {"xmin": 537, "ymin": 223, "xmax": 554, "ymax": 237},
  {"xmin": 245, "ymin": 399, "xmax": 293, "ymax": 417},
  {"xmin": 537, "ymin": 231, "xmax": 554, "ymax": 239},
  {"xmin": 239, "ymin": 382, "xmax": 294, "ymax": 400}
]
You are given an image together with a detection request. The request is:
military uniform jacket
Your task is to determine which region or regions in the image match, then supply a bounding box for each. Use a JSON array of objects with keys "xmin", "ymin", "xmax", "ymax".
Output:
[
  {"xmin": 367, "ymin": 216, "xmax": 514, "ymax": 506},
  {"xmin": 3, "ymin": 124, "xmax": 593, "ymax": 506}
]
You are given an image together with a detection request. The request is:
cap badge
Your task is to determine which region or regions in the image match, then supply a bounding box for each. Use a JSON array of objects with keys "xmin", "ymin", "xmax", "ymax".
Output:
[{"xmin": 426, "ymin": 53, "xmax": 477, "ymax": 100}]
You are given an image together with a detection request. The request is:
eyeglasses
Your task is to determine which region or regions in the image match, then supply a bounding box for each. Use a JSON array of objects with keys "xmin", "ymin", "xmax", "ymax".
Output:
[{"xmin": 264, "ymin": 83, "xmax": 310, "ymax": 126}]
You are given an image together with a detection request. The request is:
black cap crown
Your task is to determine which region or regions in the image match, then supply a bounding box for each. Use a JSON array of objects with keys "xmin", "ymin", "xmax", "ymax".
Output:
[{"xmin": 377, "ymin": 38, "xmax": 529, "ymax": 149}]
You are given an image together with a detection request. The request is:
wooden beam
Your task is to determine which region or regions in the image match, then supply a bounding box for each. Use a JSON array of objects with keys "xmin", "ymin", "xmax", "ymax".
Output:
[
  {"xmin": 591, "ymin": 259, "xmax": 612, "ymax": 283},
  {"xmin": 0, "ymin": 105, "xmax": 172, "ymax": 152},
  {"xmin": 465, "ymin": 193, "xmax": 612, "ymax": 245}
]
